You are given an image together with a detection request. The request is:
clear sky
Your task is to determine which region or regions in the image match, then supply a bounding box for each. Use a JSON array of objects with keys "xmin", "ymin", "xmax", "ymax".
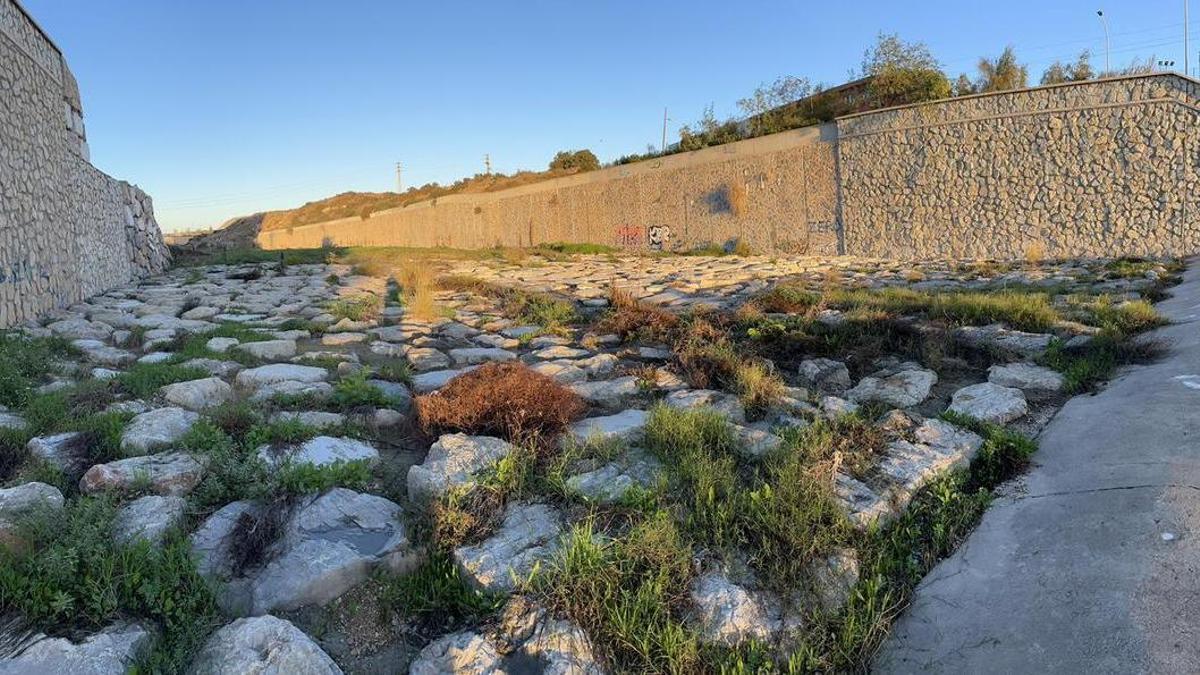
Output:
[{"xmin": 22, "ymin": 0, "xmax": 1196, "ymax": 232}]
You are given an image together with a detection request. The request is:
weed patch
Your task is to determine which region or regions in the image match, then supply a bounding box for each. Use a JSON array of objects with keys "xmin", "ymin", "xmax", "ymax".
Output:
[
  {"xmin": 378, "ymin": 552, "xmax": 503, "ymax": 635},
  {"xmin": 0, "ymin": 333, "xmax": 75, "ymax": 409}
]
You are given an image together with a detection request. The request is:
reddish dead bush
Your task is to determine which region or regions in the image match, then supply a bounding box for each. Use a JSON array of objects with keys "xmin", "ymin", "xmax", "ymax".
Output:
[
  {"xmin": 593, "ymin": 284, "xmax": 680, "ymax": 344},
  {"xmin": 416, "ymin": 362, "xmax": 586, "ymax": 444}
]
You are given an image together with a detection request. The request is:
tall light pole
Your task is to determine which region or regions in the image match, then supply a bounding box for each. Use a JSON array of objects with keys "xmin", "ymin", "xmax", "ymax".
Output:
[
  {"xmin": 661, "ymin": 107, "xmax": 669, "ymax": 154},
  {"xmin": 1186, "ymin": 0, "xmax": 1190, "ymax": 76},
  {"xmin": 1097, "ymin": 10, "xmax": 1111, "ymax": 74}
]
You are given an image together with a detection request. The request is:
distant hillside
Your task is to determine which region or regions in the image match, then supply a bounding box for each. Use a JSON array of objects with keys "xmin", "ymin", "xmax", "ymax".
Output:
[{"xmin": 255, "ymin": 166, "xmax": 592, "ymax": 233}]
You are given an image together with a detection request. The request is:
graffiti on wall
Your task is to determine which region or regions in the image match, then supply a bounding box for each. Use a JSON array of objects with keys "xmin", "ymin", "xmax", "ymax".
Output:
[
  {"xmin": 615, "ymin": 224, "xmax": 642, "ymax": 247},
  {"xmin": 648, "ymin": 225, "xmax": 671, "ymax": 251}
]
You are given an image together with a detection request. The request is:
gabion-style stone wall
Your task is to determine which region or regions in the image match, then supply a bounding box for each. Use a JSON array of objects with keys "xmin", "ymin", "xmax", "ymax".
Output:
[
  {"xmin": 836, "ymin": 73, "xmax": 1200, "ymax": 260},
  {"xmin": 0, "ymin": 0, "xmax": 169, "ymax": 328}
]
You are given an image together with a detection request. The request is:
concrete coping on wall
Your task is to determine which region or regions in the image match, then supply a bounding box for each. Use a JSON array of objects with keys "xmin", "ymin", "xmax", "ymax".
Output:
[
  {"xmin": 9, "ymin": 0, "xmax": 63, "ymax": 57},
  {"xmin": 835, "ymin": 71, "xmax": 1200, "ymax": 122}
]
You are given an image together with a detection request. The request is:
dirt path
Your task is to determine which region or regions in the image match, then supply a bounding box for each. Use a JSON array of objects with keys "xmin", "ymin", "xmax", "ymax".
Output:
[{"xmin": 875, "ymin": 260, "xmax": 1200, "ymax": 673}]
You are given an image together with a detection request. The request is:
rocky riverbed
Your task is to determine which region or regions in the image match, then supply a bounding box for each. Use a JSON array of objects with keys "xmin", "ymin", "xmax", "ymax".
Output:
[{"xmin": 0, "ymin": 252, "xmax": 1177, "ymax": 673}]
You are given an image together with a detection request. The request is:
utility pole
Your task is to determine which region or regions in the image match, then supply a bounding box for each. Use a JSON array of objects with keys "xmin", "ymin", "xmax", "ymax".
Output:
[
  {"xmin": 395, "ymin": 161, "xmax": 403, "ymax": 193},
  {"xmin": 1097, "ymin": 10, "xmax": 1111, "ymax": 74},
  {"xmin": 661, "ymin": 107, "xmax": 668, "ymax": 154},
  {"xmin": 484, "ymin": 154, "xmax": 492, "ymax": 175},
  {"xmin": 1186, "ymin": 0, "xmax": 1190, "ymax": 76}
]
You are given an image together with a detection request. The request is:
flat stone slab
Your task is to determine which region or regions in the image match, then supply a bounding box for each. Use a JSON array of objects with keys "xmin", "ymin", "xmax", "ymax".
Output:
[
  {"xmin": 121, "ymin": 407, "xmax": 200, "ymax": 454},
  {"xmin": 564, "ymin": 409, "xmax": 649, "ymax": 446},
  {"xmin": 258, "ymin": 436, "xmax": 379, "ymax": 469},
  {"xmin": 160, "ymin": 377, "xmax": 233, "ymax": 411},
  {"xmin": 235, "ymin": 339, "xmax": 298, "ymax": 360},
  {"xmin": 565, "ymin": 449, "xmax": 663, "ymax": 504},
  {"xmin": 569, "ymin": 376, "xmax": 640, "ymax": 406},
  {"xmin": 113, "ymin": 495, "xmax": 187, "ymax": 544},
  {"xmin": 235, "ymin": 363, "xmax": 329, "ymax": 389},
  {"xmin": 449, "ymin": 347, "xmax": 517, "ymax": 366},
  {"xmin": 80, "ymin": 452, "xmax": 206, "ymax": 496},
  {"xmin": 988, "ymin": 362, "xmax": 1066, "ymax": 394},
  {"xmin": 412, "ymin": 366, "xmax": 478, "ymax": 394},
  {"xmin": 955, "ymin": 324, "xmax": 1054, "ymax": 358},
  {"xmin": 690, "ymin": 572, "xmax": 782, "ymax": 647},
  {"xmin": 663, "ymin": 389, "xmax": 747, "ymax": 423}
]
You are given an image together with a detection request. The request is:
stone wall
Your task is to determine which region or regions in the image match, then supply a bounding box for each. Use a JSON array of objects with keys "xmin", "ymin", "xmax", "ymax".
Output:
[
  {"xmin": 836, "ymin": 73, "xmax": 1200, "ymax": 259},
  {"xmin": 0, "ymin": 0, "xmax": 169, "ymax": 328},
  {"xmin": 255, "ymin": 73, "xmax": 1200, "ymax": 262},
  {"xmin": 257, "ymin": 125, "xmax": 841, "ymax": 256}
]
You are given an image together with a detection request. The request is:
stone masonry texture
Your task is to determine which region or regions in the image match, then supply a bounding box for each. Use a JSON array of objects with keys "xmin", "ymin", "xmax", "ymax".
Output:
[
  {"xmin": 257, "ymin": 73, "xmax": 1200, "ymax": 263},
  {"xmin": 0, "ymin": 0, "xmax": 169, "ymax": 328}
]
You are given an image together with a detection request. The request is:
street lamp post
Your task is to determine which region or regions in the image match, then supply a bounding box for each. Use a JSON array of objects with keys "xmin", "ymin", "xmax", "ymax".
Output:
[{"xmin": 1097, "ymin": 10, "xmax": 1111, "ymax": 74}]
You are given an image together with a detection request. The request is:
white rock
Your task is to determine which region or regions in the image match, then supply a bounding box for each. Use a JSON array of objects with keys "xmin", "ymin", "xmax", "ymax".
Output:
[
  {"xmin": 80, "ymin": 452, "xmax": 206, "ymax": 496},
  {"xmin": 259, "ymin": 436, "xmax": 379, "ymax": 469},
  {"xmin": 0, "ymin": 482, "xmax": 64, "ymax": 546},
  {"xmin": 0, "ymin": 622, "xmax": 152, "ymax": 675},
  {"xmin": 948, "ymin": 382, "xmax": 1029, "ymax": 424},
  {"xmin": 160, "ymin": 377, "xmax": 233, "ymax": 411},
  {"xmin": 797, "ymin": 358, "xmax": 852, "ymax": 393},
  {"xmin": 113, "ymin": 495, "xmax": 188, "ymax": 544},
  {"xmin": 235, "ymin": 364, "xmax": 329, "ymax": 389},
  {"xmin": 236, "ymin": 339, "xmax": 297, "ymax": 361},
  {"xmin": 412, "ymin": 367, "xmax": 477, "ymax": 394},
  {"xmin": 449, "ymin": 347, "xmax": 516, "ymax": 366},
  {"xmin": 690, "ymin": 572, "xmax": 780, "ymax": 646},
  {"xmin": 664, "ymin": 389, "xmax": 746, "ymax": 423},
  {"xmin": 407, "ymin": 434, "xmax": 516, "ymax": 504},
  {"xmin": 570, "ymin": 376, "xmax": 640, "ymax": 406},
  {"xmin": 121, "ymin": 407, "xmax": 200, "ymax": 454},
  {"xmin": 409, "ymin": 631, "xmax": 503, "ymax": 675},
  {"xmin": 846, "ymin": 368, "xmax": 937, "ymax": 408},
  {"xmin": 206, "ymin": 337, "xmax": 239, "ymax": 353},
  {"xmin": 987, "ymin": 362, "xmax": 1066, "ymax": 394},
  {"xmin": 565, "ymin": 409, "xmax": 649, "ymax": 446},
  {"xmin": 455, "ymin": 503, "xmax": 562, "ymax": 593},
  {"xmin": 188, "ymin": 616, "xmax": 341, "ymax": 675}
]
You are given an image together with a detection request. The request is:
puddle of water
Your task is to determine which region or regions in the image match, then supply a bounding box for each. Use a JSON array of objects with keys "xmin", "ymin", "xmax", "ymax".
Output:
[{"xmin": 306, "ymin": 525, "xmax": 396, "ymax": 556}]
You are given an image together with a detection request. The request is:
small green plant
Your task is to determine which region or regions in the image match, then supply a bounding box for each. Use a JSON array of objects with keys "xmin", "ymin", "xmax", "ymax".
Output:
[
  {"xmin": 326, "ymin": 295, "xmax": 382, "ymax": 322},
  {"xmin": 0, "ymin": 332, "xmax": 75, "ymax": 409},
  {"xmin": 377, "ymin": 552, "xmax": 503, "ymax": 633},
  {"xmin": 116, "ymin": 362, "xmax": 208, "ymax": 400},
  {"xmin": 330, "ymin": 374, "xmax": 394, "ymax": 411}
]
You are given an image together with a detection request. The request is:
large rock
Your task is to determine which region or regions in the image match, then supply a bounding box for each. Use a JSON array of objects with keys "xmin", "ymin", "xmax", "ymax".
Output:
[
  {"xmin": 564, "ymin": 409, "xmax": 649, "ymax": 446},
  {"xmin": 448, "ymin": 348, "xmax": 516, "ymax": 366},
  {"xmin": 0, "ymin": 411, "xmax": 28, "ymax": 431},
  {"xmin": 987, "ymin": 362, "xmax": 1066, "ymax": 395},
  {"xmin": 188, "ymin": 616, "xmax": 341, "ymax": 675},
  {"xmin": 407, "ymin": 434, "xmax": 515, "ymax": 504},
  {"xmin": 191, "ymin": 488, "xmax": 418, "ymax": 615},
  {"xmin": 409, "ymin": 631, "xmax": 503, "ymax": 675},
  {"xmin": 160, "ymin": 377, "xmax": 233, "ymax": 411},
  {"xmin": 47, "ymin": 318, "xmax": 113, "ymax": 341},
  {"xmin": 948, "ymin": 382, "xmax": 1028, "ymax": 424},
  {"xmin": 235, "ymin": 339, "xmax": 297, "ymax": 361},
  {"xmin": 0, "ymin": 482, "xmax": 64, "ymax": 547},
  {"xmin": 258, "ymin": 436, "xmax": 379, "ymax": 469},
  {"xmin": 454, "ymin": 503, "xmax": 562, "ymax": 593},
  {"xmin": 236, "ymin": 364, "xmax": 329, "ymax": 390},
  {"xmin": 690, "ymin": 572, "xmax": 781, "ymax": 646},
  {"xmin": 0, "ymin": 622, "xmax": 152, "ymax": 675},
  {"xmin": 80, "ymin": 452, "xmax": 206, "ymax": 496},
  {"xmin": 27, "ymin": 432, "xmax": 89, "ymax": 478},
  {"xmin": 71, "ymin": 340, "xmax": 135, "ymax": 367},
  {"xmin": 797, "ymin": 358, "xmax": 852, "ymax": 393},
  {"xmin": 569, "ymin": 376, "xmax": 640, "ymax": 407},
  {"xmin": 845, "ymin": 368, "xmax": 937, "ymax": 408},
  {"xmin": 565, "ymin": 449, "xmax": 662, "ymax": 504},
  {"xmin": 412, "ymin": 367, "xmax": 478, "ymax": 394},
  {"xmin": 113, "ymin": 495, "xmax": 188, "ymax": 544},
  {"xmin": 956, "ymin": 324, "xmax": 1054, "ymax": 358},
  {"xmin": 121, "ymin": 407, "xmax": 200, "ymax": 454},
  {"xmin": 663, "ymin": 389, "xmax": 746, "ymax": 423},
  {"xmin": 404, "ymin": 347, "xmax": 451, "ymax": 372}
]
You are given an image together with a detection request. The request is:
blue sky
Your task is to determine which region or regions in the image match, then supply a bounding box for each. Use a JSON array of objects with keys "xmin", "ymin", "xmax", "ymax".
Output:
[{"xmin": 23, "ymin": 0, "xmax": 1195, "ymax": 232}]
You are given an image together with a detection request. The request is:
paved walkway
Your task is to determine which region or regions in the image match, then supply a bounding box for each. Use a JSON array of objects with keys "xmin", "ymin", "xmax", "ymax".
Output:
[{"xmin": 876, "ymin": 261, "xmax": 1200, "ymax": 674}]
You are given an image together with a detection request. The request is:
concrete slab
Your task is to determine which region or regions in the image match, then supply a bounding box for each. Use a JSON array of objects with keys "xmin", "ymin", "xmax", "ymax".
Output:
[{"xmin": 876, "ymin": 261, "xmax": 1200, "ymax": 674}]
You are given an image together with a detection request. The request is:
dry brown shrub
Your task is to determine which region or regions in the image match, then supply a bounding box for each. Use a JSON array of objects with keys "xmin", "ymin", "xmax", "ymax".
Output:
[
  {"xmin": 401, "ymin": 266, "xmax": 439, "ymax": 320},
  {"xmin": 593, "ymin": 283, "xmax": 680, "ymax": 343},
  {"xmin": 416, "ymin": 362, "xmax": 586, "ymax": 444},
  {"xmin": 1024, "ymin": 241, "xmax": 1046, "ymax": 267}
]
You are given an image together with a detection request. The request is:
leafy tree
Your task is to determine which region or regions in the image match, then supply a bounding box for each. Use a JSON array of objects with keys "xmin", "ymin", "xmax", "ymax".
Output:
[
  {"xmin": 953, "ymin": 73, "xmax": 976, "ymax": 96},
  {"xmin": 860, "ymin": 32, "xmax": 951, "ymax": 107},
  {"xmin": 736, "ymin": 76, "xmax": 818, "ymax": 134},
  {"xmin": 548, "ymin": 149, "xmax": 600, "ymax": 172},
  {"xmin": 677, "ymin": 105, "xmax": 741, "ymax": 152},
  {"xmin": 977, "ymin": 46, "xmax": 1028, "ymax": 92},
  {"xmin": 1041, "ymin": 50, "xmax": 1095, "ymax": 85}
]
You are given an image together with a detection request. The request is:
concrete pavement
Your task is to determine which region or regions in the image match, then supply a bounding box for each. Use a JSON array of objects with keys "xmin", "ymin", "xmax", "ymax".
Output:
[{"xmin": 875, "ymin": 261, "xmax": 1200, "ymax": 674}]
